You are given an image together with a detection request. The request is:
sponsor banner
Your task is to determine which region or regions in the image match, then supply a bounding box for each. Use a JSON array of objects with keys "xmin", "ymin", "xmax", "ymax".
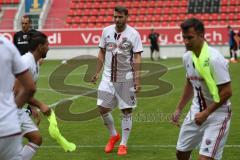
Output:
[{"xmin": 0, "ymin": 27, "xmax": 230, "ymax": 46}]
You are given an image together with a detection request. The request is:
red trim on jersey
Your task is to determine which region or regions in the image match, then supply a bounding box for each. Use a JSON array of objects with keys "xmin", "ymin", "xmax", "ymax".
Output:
[
  {"xmin": 27, "ymin": 143, "xmax": 39, "ymax": 151},
  {"xmin": 15, "ymin": 69, "xmax": 29, "ymax": 77},
  {"xmin": 111, "ymin": 54, "xmax": 117, "ymax": 82},
  {"xmin": 130, "ymin": 51, "xmax": 135, "ymax": 84},
  {"xmin": 114, "ymin": 54, "xmax": 117, "ymax": 82},
  {"xmin": 211, "ymin": 110, "xmax": 231, "ymax": 158},
  {"xmin": 0, "ymin": 132, "xmax": 22, "ymax": 139}
]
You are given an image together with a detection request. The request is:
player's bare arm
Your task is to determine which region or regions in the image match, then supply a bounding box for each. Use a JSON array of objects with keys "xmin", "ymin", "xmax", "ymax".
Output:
[
  {"xmin": 172, "ymin": 79, "xmax": 193, "ymax": 126},
  {"xmin": 28, "ymin": 97, "xmax": 51, "ymax": 116},
  {"xmin": 133, "ymin": 52, "xmax": 141, "ymax": 93},
  {"xmin": 195, "ymin": 82, "xmax": 232, "ymax": 125},
  {"xmin": 15, "ymin": 70, "xmax": 36, "ymax": 107},
  {"xmin": 91, "ymin": 48, "xmax": 106, "ymax": 83}
]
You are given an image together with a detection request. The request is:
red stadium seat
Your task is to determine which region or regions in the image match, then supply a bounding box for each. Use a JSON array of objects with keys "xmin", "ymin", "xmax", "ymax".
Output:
[
  {"xmin": 220, "ymin": 13, "xmax": 227, "ymax": 20},
  {"xmin": 104, "ymin": 16, "xmax": 112, "ymax": 23},
  {"xmin": 76, "ymin": 9, "xmax": 82, "ymax": 16},
  {"xmin": 74, "ymin": 16, "xmax": 81, "ymax": 23},
  {"xmin": 81, "ymin": 16, "xmax": 88, "ymax": 23},
  {"xmin": 62, "ymin": 0, "xmax": 232, "ymax": 29},
  {"xmin": 229, "ymin": 0, "xmax": 238, "ymax": 5},
  {"xmin": 92, "ymin": 2, "xmax": 100, "ymax": 9},
  {"xmin": 87, "ymin": 23, "xmax": 95, "ymax": 28},
  {"xmin": 228, "ymin": 13, "xmax": 235, "ymax": 20},
  {"xmin": 171, "ymin": 14, "xmax": 178, "ymax": 21},
  {"xmin": 72, "ymin": 23, "xmax": 79, "ymax": 28},
  {"xmin": 79, "ymin": 23, "xmax": 87, "ymax": 28},
  {"xmin": 64, "ymin": 23, "xmax": 70, "ymax": 28},
  {"xmin": 68, "ymin": 9, "xmax": 75, "ymax": 16},
  {"xmin": 221, "ymin": 0, "xmax": 228, "ymax": 5},
  {"xmin": 108, "ymin": 1, "xmax": 115, "ymax": 8},
  {"xmin": 160, "ymin": 21, "xmax": 168, "ymax": 27},
  {"xmin": 210, "ymin": 13, "xmax": 219, "ymax": 20},
  {"xmin": 66, "ymin": 17, "xmax": 72, "ymax": 24},
  {"xmin": 88, "ymin": 16, "xmax": 97, "ymax": 23},
  {"xmin": 221, "ymin": 6, "xmax": 227, "ymax": 13},
  {"xmin": 96, "ymin": 16, "xmax": 104, "ymax": 23}
]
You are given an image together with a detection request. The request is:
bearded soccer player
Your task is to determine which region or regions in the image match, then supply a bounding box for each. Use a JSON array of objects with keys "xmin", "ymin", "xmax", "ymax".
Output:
[
  {"xmin": 172, "ymin": 18, "xmax": 232, "ymax": 160},
  {"xmin": 91, "ymin": 6, "xmax": 143, "ymax": 156},
  {"xmin": 0, "ymin": 36, "xmax": 35, "ymax": 160}
]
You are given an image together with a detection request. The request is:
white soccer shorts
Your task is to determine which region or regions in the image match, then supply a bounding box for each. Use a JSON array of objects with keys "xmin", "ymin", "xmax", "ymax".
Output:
[
  {"xmin": 18, "ymin": 109, "xmax": 39, "ymax": 135},
  {"xmin": 97, "ymin": 80, "xmax": 136, "ymax": 109},
  {"xmin": 176, "ymin": 108, "xmax": 231, "ymax": 160},
  {"xmin": 0, "ymin": 134, "xmax": 22, "ymax": 160}
]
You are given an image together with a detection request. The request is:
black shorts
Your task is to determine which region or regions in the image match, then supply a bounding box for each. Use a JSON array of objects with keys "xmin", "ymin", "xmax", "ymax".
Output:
[{"xmin": 150, "ymin": 45, "xmax": 159, "ymax": 52}]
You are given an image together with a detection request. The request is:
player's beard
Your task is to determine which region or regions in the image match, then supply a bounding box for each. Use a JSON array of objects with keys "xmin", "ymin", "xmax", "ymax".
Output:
[
  {"xmin": 41, "ymin": 51, "xmax": 48, "ymax": 58},
  {"xmin": 116, "ymin": 22, "xmax": 126, "ymax": 32}
]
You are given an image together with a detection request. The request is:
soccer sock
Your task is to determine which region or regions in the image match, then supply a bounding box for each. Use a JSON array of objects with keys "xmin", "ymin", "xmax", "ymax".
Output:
[
  {"xmin": 234, "ymin": 51, "xmax": 237, "ymax": 60},
  {"xmin": 102, "ymin": 112, "xmax": 117, "ymax": 136},
  {"xmin": 230, "ymin": 49, "xmax": 233, "ymax": 58},
  {"xmin": 120, "ymin": 113, "xmax": 132, "ymax": 146},
  {"xmin": 21, "ymin": 142, "xmax": 39, "ymax": 160}
]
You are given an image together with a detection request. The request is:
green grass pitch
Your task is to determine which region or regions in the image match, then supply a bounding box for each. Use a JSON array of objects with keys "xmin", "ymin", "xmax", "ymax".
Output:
[{"xmin": 32, "ymin": 58, "xmax": 240, "ymax": 160}]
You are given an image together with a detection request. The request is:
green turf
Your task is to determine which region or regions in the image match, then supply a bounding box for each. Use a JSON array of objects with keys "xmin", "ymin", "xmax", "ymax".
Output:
[{"xmin": 31, "ymin": 58, "xmax": 239, "ymax": 160}]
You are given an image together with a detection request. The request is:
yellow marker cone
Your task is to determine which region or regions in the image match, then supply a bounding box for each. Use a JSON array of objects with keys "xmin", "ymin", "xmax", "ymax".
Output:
[{"xmin": 47, "ymin": 110, "xmax": 76, "ymax": 152}]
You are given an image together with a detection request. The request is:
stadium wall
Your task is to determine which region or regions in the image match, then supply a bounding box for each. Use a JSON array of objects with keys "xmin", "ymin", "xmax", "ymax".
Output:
[
  {"xmin": 46, "ymin": 45, "xmax": 229, "ymax": 60},
  {"xmin": 0, "ymin": 26, "xmax": 231, "ymax": 60}
]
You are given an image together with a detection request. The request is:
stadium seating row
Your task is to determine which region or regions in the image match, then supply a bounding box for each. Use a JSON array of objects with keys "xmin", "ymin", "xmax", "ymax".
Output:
[
  {"xmin": 0, "ymin": 0, "xmax": 19, "ymax": 4},
  {"xmin": 66, "ymin": 13, "xmax": 239, "ymax": 23},
  {"xmin": 69, "ymin": 1, "xmax": 188, "ymax": 9},
  {"xmin": 64, "ymin": 19, "xmax": 240, "ymax": 29},
  {"xmin": 45, "ymin": 0, "xmax": 240, "ymax": 29}
]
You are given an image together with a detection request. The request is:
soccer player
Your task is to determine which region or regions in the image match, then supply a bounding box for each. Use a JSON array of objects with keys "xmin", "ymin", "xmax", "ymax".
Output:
[
  {"xmin": 172, "ymin": 18, "xmax": 232, "ymax": 160},
  {"xmin": 0, "ymin": 36, "xmax": 35, "ymax": 160},
  {"xmin": 91, "ymin": 6, "xmax": 143, "ymax": 155},
  {"xmin": 227, "ymin": 25, "xmax": 238, "ymax": 62},
  {"xmin": 14, "ymin": 31, "xmax": 50, "ymax": 160},
  {"xmin": 13, "ymin": 15, "xmax": 37, "ymax": 55},
  {"xmin": 148, "ymin": 28, "xmax": 160, "ymax": 61}
]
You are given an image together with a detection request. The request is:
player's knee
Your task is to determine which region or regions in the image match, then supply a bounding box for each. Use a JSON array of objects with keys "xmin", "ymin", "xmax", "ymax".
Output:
[
  {"xmin": 176, "ymin": 150, "xmax": 181, "ymax": 159},
  {"xmin": 121, "ymin": 108, "xmax": 132, "ymax": 115},
  {"xmin": 25, "ymin": 131, "xmax": 43, "ymax": 146},
  {"xmin": 31, "ymin": 132, "xmax": 42, "ymax": 146},
  {"xmin": 176, "ymin": 150, "xmax": 191, "ymax": 160},
  {"xmin": 98, "ymin": 106, "xmax": 111, "ymax": 115},
  {"xmin": 198, "ymin": 155, "xmax": 214, "ymax": 160}
]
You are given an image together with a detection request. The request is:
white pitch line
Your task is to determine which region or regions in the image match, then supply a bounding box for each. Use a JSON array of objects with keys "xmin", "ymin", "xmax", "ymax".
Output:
[
  {"xmin": 40, "ymin": 144, "xmax": 240, "ymax": 148},
  {"xmin": 40, "ymin": 73, "xmax": 87, "ymax": 78},
  {"xmin": 49, "ymin": 90, "xmax": 96, "ymax": 108}
]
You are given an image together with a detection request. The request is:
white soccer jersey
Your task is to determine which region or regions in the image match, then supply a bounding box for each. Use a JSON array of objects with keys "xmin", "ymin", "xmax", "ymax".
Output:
[
  {"xmin": 99, "ymin": 24, "xmax": 143, "ymax": 82},
  {"xmin": 183, "ymin": 46, "xmax": 231, "ymax": 113},
  {"xmin": 21, "ymin": 52, "xmax": 39, "ymax": 82},
  {"xmin": 0, "ymin": 36, "xmax": 27, "ymax": 137}
]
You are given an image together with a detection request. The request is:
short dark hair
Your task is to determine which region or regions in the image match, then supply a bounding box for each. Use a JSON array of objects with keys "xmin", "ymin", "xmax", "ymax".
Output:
[
  {"xmin": 180, "ymin": 18, "xmax": 205, "ymax": 34},
  {"xmin": 22, "ymin": 15, "xmax": 32, "ymax": 23},
  {"xmin": 28, "ymin": 31, "xmax": 47, "ymax": 52},
  {"xmin": 114, "ymin": 6, "xmax": 128, "ymax": 15}
]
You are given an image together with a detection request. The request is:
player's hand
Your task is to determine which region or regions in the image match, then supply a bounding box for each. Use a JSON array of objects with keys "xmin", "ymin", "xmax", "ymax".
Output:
[
  {"xmin": 171, "ymin": 109, "xmax": 181, "ymax": 127},
  {"xmin": 194, "ymin": 110, "xmax": 209, "ymax": 126},
  {"xmin": 134, "ymin": 80, "xmax": 141, "ymax": 93},
  {"xmin": 38, "ymin": 58, "xmax": 44, "ymax": 65},
  {"xmin": 39, "ymin": 104, "xmax": 51, "ymax": 116},
  {"xmin": 31, "ymin": 107, "xmax": 41, "ymax": 126},
  {"xmin": 134, "ymin": 85, "xmax": 141, "ymax": 93},
  {"xmin": 91, "ymin": 73, "xmax": 99, "ymax": 84}
]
